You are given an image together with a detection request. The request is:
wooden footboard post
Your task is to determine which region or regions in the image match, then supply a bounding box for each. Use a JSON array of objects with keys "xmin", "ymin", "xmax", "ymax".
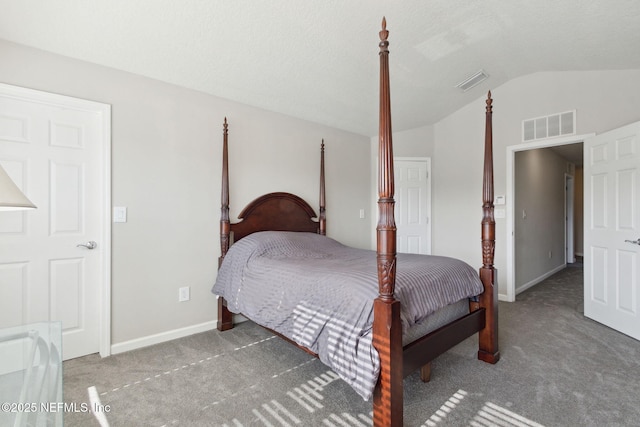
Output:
[
  {"xmin": 372, "ymin": 18, "xmax": 403, "ymax": 427},
  {"xmin": 478, "ymin": 93, "xmax": 499, "ymax": 363},
  {"xmin": 218, "ymin": 117, "xmax": 233, "ymax": 331}
]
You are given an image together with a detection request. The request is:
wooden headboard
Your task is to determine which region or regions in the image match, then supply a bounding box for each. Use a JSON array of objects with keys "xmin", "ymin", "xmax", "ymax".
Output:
[
  {"xmin": 218, "ymin": 120, "xmax": 326, "ymax": 263},
  {"xmin": 230, "ymin": 192, "xmax": 319, "ymax": 242}
]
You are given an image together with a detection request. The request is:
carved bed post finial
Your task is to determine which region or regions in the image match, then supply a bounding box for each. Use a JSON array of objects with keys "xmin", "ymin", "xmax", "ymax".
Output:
[
  {"xmin": 220, "ymin": 117, "xmax": 230, "ymax": 265},
  {"xmin": 319, "ymin": 140, "xmax": 326, "ymax": 235},
  {"xmin": 380, "ymin": 17, "xmax": 389, "ymax": 45}
]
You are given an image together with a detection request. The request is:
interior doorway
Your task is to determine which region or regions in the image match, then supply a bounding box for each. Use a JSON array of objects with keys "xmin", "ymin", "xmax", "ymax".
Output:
[{"xmin": 505, "ymin": 135, "xmax": 591, "ymax": 301}]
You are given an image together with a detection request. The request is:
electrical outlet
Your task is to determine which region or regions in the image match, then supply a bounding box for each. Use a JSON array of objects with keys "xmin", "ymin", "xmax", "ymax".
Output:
[
  {"xmin": 179, "ymin": 286, "xmax": 190, "ymax": 302},
  {"xmin": 548, "ymin": 251, "xmax": 552, "ymax": 259}
]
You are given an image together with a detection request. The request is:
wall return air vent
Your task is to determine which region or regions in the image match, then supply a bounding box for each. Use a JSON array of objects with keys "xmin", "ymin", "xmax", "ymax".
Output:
[{"xmin": 522, "ymin": 110, "xmax": 575, "ymax": 142}]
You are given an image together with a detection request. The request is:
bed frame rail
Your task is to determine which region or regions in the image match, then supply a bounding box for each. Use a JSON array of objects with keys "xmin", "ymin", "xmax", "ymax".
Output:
[{"xmin": 402, "ymin": 308, "xmax": 486, "ymax": 377}]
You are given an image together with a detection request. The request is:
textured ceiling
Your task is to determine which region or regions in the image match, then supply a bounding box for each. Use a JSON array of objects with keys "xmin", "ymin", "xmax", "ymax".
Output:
[{"xmin": 1, "ymin": 0, "xmax": 639, "ymax": 136}]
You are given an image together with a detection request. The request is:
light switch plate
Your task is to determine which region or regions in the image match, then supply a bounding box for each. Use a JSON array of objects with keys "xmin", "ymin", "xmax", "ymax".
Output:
[{"xmin": 113, "ymin": 206, "xmax": 127, "ymax": 223}]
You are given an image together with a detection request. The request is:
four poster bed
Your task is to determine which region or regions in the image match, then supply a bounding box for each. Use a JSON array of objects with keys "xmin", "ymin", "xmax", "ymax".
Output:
[{"xmin": 212, "ymin": 19, "xmax": 499, "ymax": 427}]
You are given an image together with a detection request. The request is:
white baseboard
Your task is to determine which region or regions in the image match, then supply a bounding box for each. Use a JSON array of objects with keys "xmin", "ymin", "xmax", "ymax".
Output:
[
  {"xmin": 515, "ymin": 264, "xmax": 566, "ymax": 296},
  {"xmin": 498, "ymin": 293, "xmax": 511, "ymax": 302},
  {"xmin": 110, "ymin": 320, "xmax": 218, "ymax": 355}
]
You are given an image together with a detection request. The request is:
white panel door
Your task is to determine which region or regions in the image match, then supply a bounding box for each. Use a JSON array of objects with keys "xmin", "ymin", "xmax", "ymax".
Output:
[
  {"xmin": 0, "ymin": 84, "xmax": 110, "ymax": 359},
  {"xmin": 395, "ymin": 159, "xmax": 431, "ymax": 254},
  {"xmin": 584, "ymin": 121, "xmax": 640, "ymax": 340}
]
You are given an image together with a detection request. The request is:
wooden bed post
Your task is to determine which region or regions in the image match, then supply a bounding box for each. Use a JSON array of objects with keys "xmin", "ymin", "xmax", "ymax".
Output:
[
  {"xmin": 478, "ymin": 92, "xmax": 500, "ymax": 363},
  {"xmin": 218, "ymin": 117, "xmax": 233, "ymax": 331},
  {"xmin": 372, "ymin": 17, "xmax": 403, "ymax": 427},
  {"xmin": 319, "ymin": 140, "xmax": 326, "ymax": 235},
  {"xmin": 220, "ymin": 117, "xmax": 230, "ymax": 263}
]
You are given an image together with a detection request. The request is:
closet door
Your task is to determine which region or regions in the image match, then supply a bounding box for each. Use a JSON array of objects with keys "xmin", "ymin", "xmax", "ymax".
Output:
[{"xmin": 394, "ymin": 158, "xmax": 431, "ymax": 255}]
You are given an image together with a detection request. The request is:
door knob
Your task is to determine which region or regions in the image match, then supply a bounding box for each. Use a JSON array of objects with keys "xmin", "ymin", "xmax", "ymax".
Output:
[
  {"xmin": 624, "ymin": 239, "xmax": 640, "ymax": 246},
  {"xmin": 77, "ymin": 241, "xmax": 97, "ymax": 250}
]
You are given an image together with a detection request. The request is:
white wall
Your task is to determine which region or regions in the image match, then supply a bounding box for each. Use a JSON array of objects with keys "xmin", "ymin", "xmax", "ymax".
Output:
[
  {"xmin": 0, "ymin": 40, "xmax": 371, "ymax": 348},
  {"xmin": 431, "ymin": 70, "xmax": 640, "ymax": 298}
]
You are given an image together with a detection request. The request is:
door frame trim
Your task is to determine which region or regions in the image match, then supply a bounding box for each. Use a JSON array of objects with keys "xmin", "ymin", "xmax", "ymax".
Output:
[
  {"xmin": 505, "ymin": 134, "xmax": 593, "ymax": 302},
  {"xmin": 0, "ymin": 83, "xmax": 112, "ymax": 357},
  {"xmin": 565, "ymin": 173, "xmax": 575, "ymax": 264}
]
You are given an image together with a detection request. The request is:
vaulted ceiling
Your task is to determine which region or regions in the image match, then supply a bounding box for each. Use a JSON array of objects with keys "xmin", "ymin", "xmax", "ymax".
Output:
[{"xmin": 1, "ymin": 0, "xmax": 639, "ymax": 136}]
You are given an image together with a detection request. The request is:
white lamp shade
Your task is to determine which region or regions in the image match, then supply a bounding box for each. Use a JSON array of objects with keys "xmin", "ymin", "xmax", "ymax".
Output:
[{"xmin": 0, "ymin": 164, "xmax": 36, "ymax": 211}]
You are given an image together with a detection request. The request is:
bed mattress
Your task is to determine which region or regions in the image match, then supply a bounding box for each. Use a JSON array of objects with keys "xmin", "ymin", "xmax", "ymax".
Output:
[{"xmin": 212, "ymin": 231, "xmax": 483, "ymax": 400}]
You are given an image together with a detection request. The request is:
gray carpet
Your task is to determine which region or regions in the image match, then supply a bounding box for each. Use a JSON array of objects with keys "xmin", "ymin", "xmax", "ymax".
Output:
[{"xmin": 63, "ymin": 264, "xmax": 640, "ymax": 426}]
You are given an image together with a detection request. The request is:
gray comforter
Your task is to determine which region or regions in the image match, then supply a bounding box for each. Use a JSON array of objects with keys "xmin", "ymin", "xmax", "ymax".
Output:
[{"xmin": 212, "ymin": 231, "xmax": 483, "ymax": 400}]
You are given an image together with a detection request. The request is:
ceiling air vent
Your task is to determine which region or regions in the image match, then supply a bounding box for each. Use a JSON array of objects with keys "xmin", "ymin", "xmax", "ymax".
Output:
[
  {"xmin": 522, "ymin": 110, "xmax": 575, "ymax": 142},
  {"xmin": 454, "ymin": 69, "xmax": 489, "ymax": 92}
]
